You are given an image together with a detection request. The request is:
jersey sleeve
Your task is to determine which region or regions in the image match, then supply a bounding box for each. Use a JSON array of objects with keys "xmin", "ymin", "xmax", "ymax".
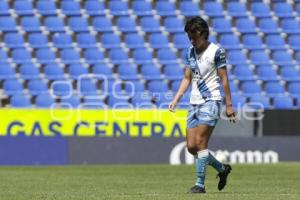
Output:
[{"xmin": 214, "ymin": 47, "xmax": 227, "ymax": 69}]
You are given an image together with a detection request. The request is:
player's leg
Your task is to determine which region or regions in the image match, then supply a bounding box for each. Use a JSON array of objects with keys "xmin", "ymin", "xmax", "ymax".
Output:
[{"xmin": 186, "ymin": 124, "xmax": 214, "ymax": 193}]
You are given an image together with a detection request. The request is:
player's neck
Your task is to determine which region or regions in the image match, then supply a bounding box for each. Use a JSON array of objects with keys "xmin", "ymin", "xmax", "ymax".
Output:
[{"xmin": 195, "ymin": 41, "xmax": 209, "ymax": 55}]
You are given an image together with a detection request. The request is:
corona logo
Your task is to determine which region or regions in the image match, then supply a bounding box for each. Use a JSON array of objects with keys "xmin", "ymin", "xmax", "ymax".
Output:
[{"xmin": 169, "ymin": 142, "xmax": 279, "ymax": 165}]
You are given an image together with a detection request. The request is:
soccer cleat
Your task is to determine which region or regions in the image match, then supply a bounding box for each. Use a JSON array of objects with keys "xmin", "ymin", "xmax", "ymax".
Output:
[
  {"xmin": 188, "ymin": 185, "xmax": 206, "ymax": 193},
  {"xmin": 216, "ymin": 164, "xmax": 232, "ymax": 191}
]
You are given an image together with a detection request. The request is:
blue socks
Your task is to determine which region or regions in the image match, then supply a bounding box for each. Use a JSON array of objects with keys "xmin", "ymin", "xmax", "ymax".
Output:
[
  {"xmin": 195, "ymin": 149, "xmax": 209, "ymax": 188},
  {"xmin": 195, "ymin": 149, "xmax": 225, "ymax": 188},
  {"xmin": 208, "ymin": 152, "xmax": 225, "ymax": 173}
]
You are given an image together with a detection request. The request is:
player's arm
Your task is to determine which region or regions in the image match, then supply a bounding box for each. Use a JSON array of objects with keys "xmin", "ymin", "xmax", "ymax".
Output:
[
  {"xmin": 217, "ymin": 68, "xmax": 235, "ymax": 122},
  {"xmin": 215, "ymin": 48, "xmax": 236, "ymax": 122},
  {"xmin": 169, "ymin": 67, "xmax": 192, "ymax": 112}
]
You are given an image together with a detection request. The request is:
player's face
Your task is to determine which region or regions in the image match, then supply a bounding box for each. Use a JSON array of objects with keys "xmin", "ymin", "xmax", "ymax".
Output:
[{"xmin": 187, "ymin": 31, "xmax": 207, "ymax": 49}]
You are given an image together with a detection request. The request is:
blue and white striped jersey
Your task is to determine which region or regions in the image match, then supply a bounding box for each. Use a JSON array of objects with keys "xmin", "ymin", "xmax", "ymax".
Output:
[{"xmin": 185, "ymin": 43, "xmax": 227, "ymax": 105}]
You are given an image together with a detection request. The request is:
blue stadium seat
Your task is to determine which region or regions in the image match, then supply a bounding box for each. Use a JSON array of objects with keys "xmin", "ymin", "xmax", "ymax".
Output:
[
  {"xmin": 28, "ymin": 33, "xmax": 49, "ymax": 48},
  {"xmin": 288, "ymin": 35, "xmax": 300, "ymax": 50},
  {"xmin": 68, "ymin": 17, "xmax": 89, "ymax": 32},
  {"xmin": 273, "ymin": 95, "xmax": 293, "ymax": 109},
  {"xmin": 78, "ymin": 78, "xmax": 98, "ymax": 96},
  {"xmin": 212, "ymin": 18, "xmax": 232, "ymax": 33},
  {"xmin": 83, "ymin": 48, "xmax": 105, "ymax": 64},
  {"xmin": 233, "ymin": 66, "xmax": 255, "ymax": 81},
  {"xmin": 281, "ymin": 19, "xmax": 300, "ymax": 34},
  {"xmin": 149, "ymin": 33, "xmax": 169, "ymax": 49},
  {"xmin": 242, "ymin": 34, "xmax": 264, "ymax": 50},
  {"xmin": 61, "ymin": 0, "xmax": 81, "ymax": 16},
  {"xmin": 132, "ymin": 1, "xmax": 152, "ymax": 16},
  {"xmin": 257, "ymin": 66, "xmax": 278, "ymax": 81},
  {"xmin": 107, "ymin": 95, "xmax": 130, "ymax": 107},
  {"xmin": 173, "ymin": 33, "xmax": 189, "ymax": 49},
  {"xmin": 60, "ymin": 49, "xmax": 81, "ymax": 64},
  {"xmin": 92, "ymin": 64, "xmax": 113, "ymax": 80},
  {"xmin": 155, "ymin": 92, "xmax": 173, "ymax": 109},
  {"xmin": 180, "ymin": 1, "xmax": 199, "ymax": 16},
  {"xmin": 241, "ymin": 81, "xmax": 262, "ymax": 97},
  {"xmin": 274, "ymin": 2, "xmax": 294, "ymax": 18},
  {"xmin": 209, "ymin": 35, "xmax": 217, "ymax": 44},
  {"xmin": 251, "ymin": 2, "xmax": 271, "ymax": 18},
  {"xmin": 82, "ymin": 97, "xmax": 106, "ymax": 109},
  {"xmin": 45, "ymin": 17, "xmax": 66, "ymax": 32},
  {"xmin": 12, "ymin": 48, "xmax": 32, "ymax": 64},
  {"xmin": 164, "ymin": 64, "xmax": 183, "ymax": 80},
  {"xmin": 36, "ymin": 0, "xmax": 57, "ymax": 16},
  {"xmin": 164, "ymin": 17, "xmax": 184, "ymax": 33},
  {"xmin": 156, "ymin": 1, "xmax": 176, "ymax": 16},
  {"xmin": 10, "ymin": 94, "xmax": 32, "ymax": 108},
  {"xmin": 131, "ymin": 93, "xmax": 153, "ymax": 108},
  {"xmin": 249, "ymin": 95, "xmax": 271, "ymax": 109},
  {"xmin": 124, "ymin": 80, "xmax": 145, "ymax": 94},
  {"xmin": 109, "ymin": 1, "xmax": 129, "ymax": 16},
  {"xmin": 76, "ymin": 33, "xmax": 97, "ymax": 48},
  {"xmin": 14, "ymin": 0, "xmax": 34, "ymax": 16},
  {"xmin": 272, "ymin": 50, "xmax": 293, "ymax": 65},
  {"xmin": 21, "ymin": 17, "xmax": 41, "ymax": 32},
  {"xmin": 0, "ymin": 64, "xmax": 16, "ymax": 80},
  {"xmin": 258, "ymin": 18, "xmax": 280, "ymax": 34},
  {"xmin": 4, "ymin": 33, "xmax": 25, "ymax": 48},
  {"xmin": 229, "ymin": 81, "xmax": 239, "ymax": 93},
  {"xmin": 236, "ymin": 18, "xmax": 257, "ymax": 34},
  {"xmin": 116, "ymin": 16, "xmax": 137, "ymax": 32},
  {"xmin": 92, "ymin": 16, "xmax": 113, "ymax": 32},
  {"xmin": 0, "ymin": 1, "xmax": 10, "ymax": 15},
  {"xmin": 35, "ymin": 94, "xmax": 55, "ymax": 108},
  {"xmin": 101, "ymin": 33, "xmax": 121, "ymax": 49},
  {"xmin": 51, "ymin": 80, "xmax": 73, "ymax": 97},
  {"xmin": 204, "ymin": 2, "xmax": 224, "ymax": 17},
  {"xmin": 265, "ymin": 34, "xmax": 286, "ymax": 50},
  {"xmin": 281, "ymin": 67, "xmax": 300, "ymax": 81},
  {"xmin": 219, "ymin": 34, "xmax": 241, "ymax": 49},
  {"xmin": 27, "ymin": 79, "xmax": 48, "ymax": 95},
  {"xmin": 19, "ymin": 64, "xmax": 40, "ymax": 80},
  {"xmin": 171, "ymin": 80, "xmax": 181, "ymax": 92},
  {"xmin": 231, "ymin": 93, "xmax": 246, "ymax": 109},
  {"xmin": 249, "ymin": 50, "xmax": 271, "ymax": 65},
  {"xmin": 148, "ymin": 80, "xmax": 168, "ymax": 93},
  {"xmin": 108, "ymin": 49, "xmax": 129, "ymax": 64},
  {"xmin": 141, "ymin": 64, "xmax": 162, "ymax": 80},
  {"xmin": 133, "ymin": 48, "xmax": 153, "ymax": 64},
  {"xmin": 68, "ymin": 64, "xmax": 88, "ymax": 80},
  {"xmin": 60, "ymin": 95, "xmax": 81, "ymax": 108},
  {"xmin": 227, "ymin": 50, "xmax": 247, "ymax": 65},
  {"xmin": 36, "ymin": 49, "xmax": 56, "ymax": 64},
  {"xmin": 265, "ymin": 81, "xmax": 285, "ymax": 97},
  {"xmin": 0, "ymin": 17, "xmax": 17, "ymax": 32},
  {"xmin": 227, "ymin": 2, "xmax": 248, "ymax": 17},
  {"xmin": 288, "ymin": 82, "xmax": 300, "ymax": 97},
  {"xmin": 118, "ymin": 64, "xmax": 139, "ymax": 80},
  {"xmin": 3, "ymin": 79, "xmax": 24, "ymax": 95},
  {"xmin": 52, "ymin": 33, "xmax": 73, "ymax": 48},
  {"xmin": 157, "ymin": 48, "xmax": 177, "ymax": 64},
  {"xmin": 102, "ymin": 81, "xmax": 122, "ymax": 95},
  {"xmin": 140, "ymin": 16, "xmax": 161, "ymax": 33},
  {"xmin": 44, "ymin": 64, "xmax": 65, "ymax": 80},
  {"xmin": 85, "ymin": 0, "xmax": 105, "ymax": 16},
  {"xmin": 124, "ymin": 33, "xmax": 145, "ymax": 49},
  {"xmin": 297, "ymin": 52, "xmax": 300, "ymax": 64}
]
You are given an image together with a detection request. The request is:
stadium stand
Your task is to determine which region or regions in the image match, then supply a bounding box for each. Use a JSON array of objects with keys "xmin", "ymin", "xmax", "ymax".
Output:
[{"xmin": 0, "ymin": 0, "xmax": 299, "ymax": 110}]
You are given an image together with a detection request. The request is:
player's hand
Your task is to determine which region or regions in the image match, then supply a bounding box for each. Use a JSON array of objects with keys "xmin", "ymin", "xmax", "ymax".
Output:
[
  {"xmin": 226, "ymin": 105, "xmax": 236, "ymax": 123},
  {"xmin": 168, "ymin": 101, "xmax": 177, "ymax": 112}
]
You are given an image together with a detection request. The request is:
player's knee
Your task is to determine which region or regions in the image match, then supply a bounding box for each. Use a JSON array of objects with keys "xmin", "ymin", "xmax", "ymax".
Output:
[{"xmin": 187, "ymin": 144, "xmax": 198, "ymax": 155}]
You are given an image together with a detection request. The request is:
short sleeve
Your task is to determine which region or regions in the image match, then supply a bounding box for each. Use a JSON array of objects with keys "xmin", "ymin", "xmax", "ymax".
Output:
[{"xmin": 214, "ymin": 47, "xmax": 227, "ymax": 69}]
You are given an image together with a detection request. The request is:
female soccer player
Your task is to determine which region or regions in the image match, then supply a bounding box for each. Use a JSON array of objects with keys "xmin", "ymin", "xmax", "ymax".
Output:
[{"xmin": 169, "ymin": 16, "xmax": 236, "ymax": 193}]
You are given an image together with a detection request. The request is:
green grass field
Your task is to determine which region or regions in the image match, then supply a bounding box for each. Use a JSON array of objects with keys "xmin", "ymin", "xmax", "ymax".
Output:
[{"xmin": 0, "ymin": 163, "xmax": 299, "ymax": 200}]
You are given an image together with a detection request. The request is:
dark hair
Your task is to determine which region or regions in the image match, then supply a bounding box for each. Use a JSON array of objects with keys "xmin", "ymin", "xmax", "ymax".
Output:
[{"xmin": 184, "ymin": 16, "xmax": 209, "ymax": 40}]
